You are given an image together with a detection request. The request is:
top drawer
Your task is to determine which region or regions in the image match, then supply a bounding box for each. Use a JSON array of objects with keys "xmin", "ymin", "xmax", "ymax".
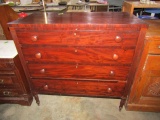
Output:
[
  {"xmin": 149, "ymin": 40, "xmax": 160, "ymax": 54},
  {"xmin": 0, "ymin": 59, "xmax": 14, "ymax": 70},
  {"xmin": 16, "ymin": 31, "xmax": 139, "ymax": 47}
]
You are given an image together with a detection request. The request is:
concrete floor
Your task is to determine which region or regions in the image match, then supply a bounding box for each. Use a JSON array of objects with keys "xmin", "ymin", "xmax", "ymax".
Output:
[{"xmin": 0, "ymin": 95, "xmax": 160, "ymax": 120}]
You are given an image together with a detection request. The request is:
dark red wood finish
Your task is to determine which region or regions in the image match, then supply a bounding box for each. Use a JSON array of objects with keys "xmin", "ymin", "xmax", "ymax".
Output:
[
  {"xmin": 0, "ymin": 55, "xmax": 33, "ymax": 105},
  {"xmin": 8, "ymin": 12, "xmax": 147, "ymax": 109}
]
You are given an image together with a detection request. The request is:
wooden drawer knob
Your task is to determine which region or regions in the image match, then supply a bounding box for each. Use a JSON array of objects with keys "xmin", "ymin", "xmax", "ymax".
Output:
[
  {"xmin": 107, "ymin": 88, "xmax": 112, "ymax": 93},
  {"xmin": 74, "ymin": 33, "xmax": 77, "ymax": 36},
  {"xmin": 115, "ymin": 36, "xmax": 122, "ymax": 43},
  {"xmin": 113, "ymin": 54, "xmax": 119, "ymax": 60},
  {"xmin": 0, "ymin": 79, "xmax": 4, "ymax": 84},
  {"xmin": 40, "ymin": 69, "xmax": 45, "ymax": 73},
  {"xmin": 31, "ymin": 35, "xmax": 38, "ymax": 41},
  {"xmin": 3, "ymin": 91, "xmax": 11, "ymax": 96},
  {"xmin": 43, "ymin": 84, "xmax": 48, "ymax": 90},
  {"xmin": 35, "ymin": 53, "xmax": 41, "ymax": 59},
  {"xmin": 74, "ymin": 49, "xmax": 78, "ymax": 53},
  {"xmin": 109, "ymin": 71, "xmax": 115, "ymax": 76},
  {"xmin": 158, "ymin": 45, "xmax": 160, "ymax": 49},
  {"xmin": 75, "ymin": 63, "xmax": 79, "ymax": 69}
]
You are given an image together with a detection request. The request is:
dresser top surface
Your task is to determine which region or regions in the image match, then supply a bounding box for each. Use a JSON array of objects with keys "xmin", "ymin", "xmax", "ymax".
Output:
[
  {"xmin": 0, "ymin": 40, "xmax": 18, "ymax": 58},
  {"xmin": 8, "ymin": 12, "xmax": 147, "ymax": 26},
  {"xmin": 145, "ymin": 20, "xmax": 160, "ymax": 38}
]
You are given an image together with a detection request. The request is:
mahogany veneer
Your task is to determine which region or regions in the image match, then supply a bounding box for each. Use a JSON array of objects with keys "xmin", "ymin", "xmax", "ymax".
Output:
[{"xmin": 8, "ymin": 12, "xmax": 147, "ymax": 110}]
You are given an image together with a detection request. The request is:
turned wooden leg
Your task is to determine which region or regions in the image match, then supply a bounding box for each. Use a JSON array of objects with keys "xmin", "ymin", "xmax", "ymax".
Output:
[
  {"xmin": 119, "ymin": 97, "xmax": 126, "ymax": 111},
  {"xmin": 33, "ymin": 92, "xmax": 40, "ymax": 106}
]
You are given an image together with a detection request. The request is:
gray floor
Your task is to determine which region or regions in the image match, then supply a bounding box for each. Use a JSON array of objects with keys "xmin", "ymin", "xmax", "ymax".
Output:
[{"xmin": 0, "ymin": 95, "xmax": 160, "ymax": 120}]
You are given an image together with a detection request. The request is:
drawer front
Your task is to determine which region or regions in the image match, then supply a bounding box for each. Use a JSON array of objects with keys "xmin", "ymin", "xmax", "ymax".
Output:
[
  {"xmin": 0, "ymin": 71, "xmax": 15, "ymax": 75},
  {"xmin": 0, "ymin": 89, "xmax": 22, "ymax": 97},
  {"xmin": 32, "ymin": 79, "xmax": 126, "ymax": 97},
  {"xmin": 145, "ymin": 55, "xmax": 160, "ymax": 70},
  {"xmin": 149, "ymin": 40, "xmax": 160, "ymax": 54},
  {"xmin": 22, "ymin": 47, "xmax": 135, "ymax": 64},
  {"xmin": 0, "ymin": 76, "xmax": 16, "ymax": 85},
  {"xmin": 142, "ymin": 75, "xmax": 160, "ymax": 98},
  {"xmin": 17, "ymin": 31, "xmax": 138, "ymax": 46},
  {"xmin": 27, "ymin": 63, "xmax": 130, "ymax": 80},
  {"xmin": 0, "ymin": 62, "xmax": 14, "ymax": 70}
]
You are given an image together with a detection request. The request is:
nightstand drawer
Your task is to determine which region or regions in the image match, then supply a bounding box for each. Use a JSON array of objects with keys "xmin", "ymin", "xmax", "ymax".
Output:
[
  {"xmin": 0, "ymin": 59, "xmax": 15, "ymax": 70},
  {"xmin": 0, "ymin": 89, "xmax": 22, "ymax": 97},
  {"xmin": 144, "ymin": 55, "xmax": 160, "ymax": 70},
  {"xmin": 27, "ymin": 63, "xmax": 130, "ymax": 80},
  {"xmin": 0, "ymin": 76, "xmax": 16, "ymax": 85},
  {"xmin": 32, "ymin": 79, "xmax": 126, "ymax": 97},
  {"xmin": 149, "ymin": 40, "xmax": 160, "ymax": 54}
]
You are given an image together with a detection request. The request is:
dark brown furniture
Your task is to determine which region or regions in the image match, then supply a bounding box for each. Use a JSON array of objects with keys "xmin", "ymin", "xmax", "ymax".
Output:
[
  {"xmin": 126, "ymin": 20, "xmax": 160, "ymax": 112},
  {"xmin": 0, "ymin": 40, "xmax": 33, "ymax": 105},
  {"xmin": 0, "ymin": 5, "xmax": 19, "ymax": 40},
  {"xmin": 8, "ymin": 12, "xmax": 147, "ymax": 110}
]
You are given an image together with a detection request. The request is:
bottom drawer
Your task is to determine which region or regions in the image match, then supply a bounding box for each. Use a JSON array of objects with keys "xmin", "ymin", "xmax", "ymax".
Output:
[
  {"xmin": 32, "ymin": 79, "xmax": 126, "ymax": 97},
  {"xmin": 0, "ymin": 89, "xmax": 22, "ymax": 97}
]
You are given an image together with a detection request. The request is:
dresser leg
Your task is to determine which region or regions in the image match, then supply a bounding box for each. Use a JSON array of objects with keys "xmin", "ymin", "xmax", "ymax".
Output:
[
  {"xmin": 33, "ymin": 93, "xmax": 40, "ymax": 106},
  {"xmin": 119, "ymin": 97, "xmax": 126, "ymax": 111}
]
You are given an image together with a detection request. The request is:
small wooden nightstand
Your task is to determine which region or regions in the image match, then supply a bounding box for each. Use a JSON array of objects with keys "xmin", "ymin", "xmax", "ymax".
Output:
[{"xmin": 0, "ymin": 40, "xmax": 33, "ymax": 105}]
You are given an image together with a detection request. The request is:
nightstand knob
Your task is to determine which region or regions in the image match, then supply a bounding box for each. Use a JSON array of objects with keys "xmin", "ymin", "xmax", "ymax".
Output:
[
  {"xmin": 158, "ymin": 45, "xmax": 160, "ymax": 49},
  {"xmin": 35, "ymin": 53, "xmax": 41, "ymax": 59},
  {"xmin": 74, "ymin": 33, "xmax": 77, "ymax": 36},
  {"xmin": 40, "ymin": 69, "xmax": 45, "ymax": 73},
  {"xmin": 0, "ymin": 79, "xmax": 4, "ymax": 84},
  {"xmin": 3, "ymin": 91, "xmax": 11, "ymax": 96},
  {"xmin": 115, "ymin": 36, "xmax": 122, "ymax": 43},
  {"xmin": 75, "ymin": 28, "xmax": 78, "ymax": 30},
  {"xmin": 43, "ymin": 84, "xmax": 48, "ymax": 90},
  {"xmin": 113, "ymin": 54, "xmax": 119, "ymax": 60},
  {"xmin": 107, "ymin": 88, "xmax": 112, "ymax": 93},
  {"xmin": 31, "ymin": 35, "xmax": 38, "ymax": 41},
  {"xmin": 109, "ymin": 71, "xmax": 115, "ymax": 76}
]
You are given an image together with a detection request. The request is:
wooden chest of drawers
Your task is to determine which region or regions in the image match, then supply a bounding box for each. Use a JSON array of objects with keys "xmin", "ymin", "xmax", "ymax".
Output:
[
  {"xmin": 0, "ymin": 40, "xmax": 32, "ymax": 105},
  {"xmin": 8, "ymin": 12, "xmax": 147, "ymax": 110},
  {"xmin": 126, "ymin": 20, "xmax": 160, "ymax": 112}
]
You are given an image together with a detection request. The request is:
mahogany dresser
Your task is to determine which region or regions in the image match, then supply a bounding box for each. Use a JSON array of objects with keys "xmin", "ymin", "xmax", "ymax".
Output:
[
  {"xmin": 126, "ymin": 20, "xmax": 160, "ymax": 112},
  {"xmin": 0, "ymin": 40, "xmax": 32, "ymax": 105},
  {"xmin": 8, "ymin": 12, "xmax": 147, "ymax": 110}
]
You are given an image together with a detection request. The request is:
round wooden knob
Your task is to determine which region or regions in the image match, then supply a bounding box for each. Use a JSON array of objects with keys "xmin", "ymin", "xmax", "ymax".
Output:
[
  {"xmin": 0, "ymin": 79, "xmax": 4, "ymax": 84},
  {"xmin": 31, "ymin": 35, "xmax": 38, "ymax": 41},
  {"xmin": 40, "ymin": 69, "xmax": 45, "ymax": 73},
  {"xmin": 109, "ymin": 71, "xmax": 115, "ymax": 76},
  {"xmin": 158, "ymin": 45, "xmax": 160, "ymax": 49},
  {"xmin": 75, "ymin": 49, "xmax": 78, "ymax": 53},
  {"xmin": 113, "ymin": 54, "xmax": 119, "ymax": 60},
  {"xmin": 43, "ymin": 84, "xmax": 48, "ymax": 90},
  {"xmin": 115, "ymin": 36, "xmax": 122, "ymax": 43},
  {"xmin": 35, "ymin": 53, "xmax": 41, "ymax": 59},
  {"xmin": 74, "ymin": 33, "xmax": 77, "ymax": 36},
  {"xmin": 107, "ymin": 88, "xmax": 112, "ymax": 93}
]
